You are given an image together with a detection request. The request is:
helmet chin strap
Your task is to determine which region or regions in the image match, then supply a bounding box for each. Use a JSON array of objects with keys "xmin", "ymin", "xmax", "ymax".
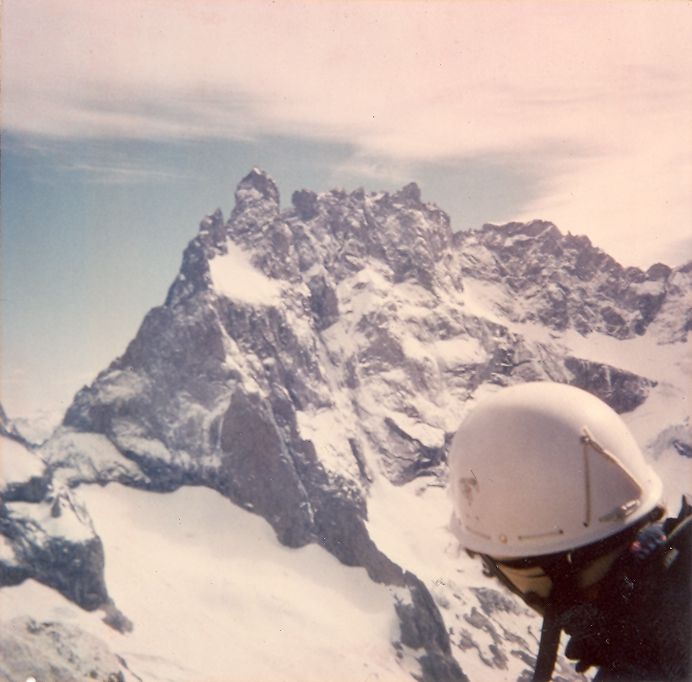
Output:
[
  {"xmin": 533, "ymin": 602, "xmax": 562, "ymax": 682},
  {"xmin": 530, "ymin": 557, "xmax": 582, "ymax": 682}
]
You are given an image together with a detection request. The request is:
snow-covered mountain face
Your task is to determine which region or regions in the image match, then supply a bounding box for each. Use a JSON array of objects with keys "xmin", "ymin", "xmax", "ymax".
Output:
[
  {"xmin": 456, "ymin": 221, "xmax": 691, "ymax": 344},
  {"xmin": 1, "ymin": 169, "xmax": 690, "ymax": 682}
]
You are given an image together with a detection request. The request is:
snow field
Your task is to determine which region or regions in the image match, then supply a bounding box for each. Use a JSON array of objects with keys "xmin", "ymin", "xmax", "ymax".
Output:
[
  {"xmin": 61, "ymin": 483, "xmax": 405, "ymax": 682},
  {"xmin": 0, "ymin": 435, "xmax": 44, "ymax": 488},
  {"xmin": 209, "ymin": 243, "xmax": 282, "ymax": 305}
]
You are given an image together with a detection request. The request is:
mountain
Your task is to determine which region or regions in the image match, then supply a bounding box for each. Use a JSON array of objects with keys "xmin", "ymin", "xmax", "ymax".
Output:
[
  {"xmin": 455, "ymin": 220, "xmax": 691, "ymax": 343},
  {"xmin": 1, "ymin": 169, "xmax": 690, "ymax": 682}
]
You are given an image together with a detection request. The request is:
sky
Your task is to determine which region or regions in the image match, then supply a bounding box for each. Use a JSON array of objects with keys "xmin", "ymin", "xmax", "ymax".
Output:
[{"xmin": 2, "ymin": 0, "xmax": 691, "ymax": 419}]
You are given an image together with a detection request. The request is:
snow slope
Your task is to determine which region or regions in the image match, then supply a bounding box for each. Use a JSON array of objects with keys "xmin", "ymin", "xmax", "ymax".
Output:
[
  {"xmin": 1, "ymin": 483, "xmax": 412, "ymax": 682},
  {"xmin": 209, "ymin": 243, "xmax": 283, "ymax": 305},
  {"xmin": 0, "ymin": 436, "xmax": 43, "ymax": 490}
]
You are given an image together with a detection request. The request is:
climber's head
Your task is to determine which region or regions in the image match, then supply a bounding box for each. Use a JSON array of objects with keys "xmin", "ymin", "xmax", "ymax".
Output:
[{"xmin": 448, "ymin": 382, "xmax": 664, "ymax": 610}]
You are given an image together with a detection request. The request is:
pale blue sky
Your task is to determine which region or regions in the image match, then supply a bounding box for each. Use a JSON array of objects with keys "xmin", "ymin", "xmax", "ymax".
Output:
[{"xmin": 2, "ymin": 0, "xmax": 691, "ymax": 418}]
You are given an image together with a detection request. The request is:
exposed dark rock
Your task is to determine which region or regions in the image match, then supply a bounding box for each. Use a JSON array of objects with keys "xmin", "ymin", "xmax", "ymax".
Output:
[
  {"xmin": 398, "ymin": 573, "xmax": 453, "ymax": 653},
  {"xmin": 348, "ymin": 438, "xmax": 373, "ymax": 482},
  {"xmin": 308, "ymin": 481, "xmax": 404, "ymax": 585},
  {"xmin": 564, "ymin": 357, "xmax": 656, "ymax": 413},
  {"xmin": 384, "ymin": 417, "xmax": 446, "ymax": 483},
  {"xmin": 0, "ymin": 616, "xmax": 127, "ymax": 682},
  {"xmin": 397, "ymin": 572, "xmax": 469, "ymax": 682},
  {"xmin": 0, "ymin": 560, "xmax": 29, "ymax": 588},
  {"xmin": 646, "ymin": 262, "xmax": 671, "ymax": 280},
  {"xmin": 0, "ymin": 403, "xmax": 31, "ymax": 448},
  {"xmin": 219, "ymin": 389, "xmax": 314, "ymax": 548},
  {"xmin": 292, "ymin": 189, "xmax": 320, "ymax": 220},
  {"xmin": 462, "ymin": 607, "xmax": 509, "ymax": 669},
  {"xmin": 0, "ymin": 403, "xmax": 11, "ymax": 434},
  {"xmin": 3, "ymin": 474, "xmax": 50, "ymax": 504},
  {"xmin": 308, "ymin": 273, "xmax": 339, "ymax": 330},
  {"xmin": 164, "ymin": 211, "xmax": 227, "ymax": 307},
  {"xmin": 396, "ymin": 182, "xmax": 423, "ymax": 204},
  {"xmin": 673, "ymin": 440, "xmax": 692, "ymax": 458},
  {"xmin": 102, "ymin": 600, "xmax": 133, "ymax": 633},
  {"xmin": 234, "ymin": 167, "xmax": 281, "ymax": 210},
  {"xmin": 1, "ymin": 511, "xmax": 108, "ymax": 611},
  {"xmin": 471, "ymin": 587, "xmax": 524, "ymax": 617}
]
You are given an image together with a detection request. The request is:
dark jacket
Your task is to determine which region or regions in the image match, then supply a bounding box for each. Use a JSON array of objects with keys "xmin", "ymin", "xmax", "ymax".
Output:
[{"xmin": 562, "ymin": 498, "xmax": 691, "ymax": 681}]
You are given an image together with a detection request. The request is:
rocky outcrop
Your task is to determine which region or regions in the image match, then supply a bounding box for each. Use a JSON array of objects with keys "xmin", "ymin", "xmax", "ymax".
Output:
[
  {"xmin": 397, "ymin": 573, "xmax": 469, "ymax": 682},
  {"xmin": 0, "ymin": 617, "xmax": 127, "ymax": 682},
  {"xmin": 564, "ymin": 357, "xmax": 656, "ymax": 413},
  {"xmin": 0, "ymin": 428, "xmax": 130, "ymax": 630},
  {"xmin": 0, "ymin": 488, "xmax": 108, "ymax": 611}
]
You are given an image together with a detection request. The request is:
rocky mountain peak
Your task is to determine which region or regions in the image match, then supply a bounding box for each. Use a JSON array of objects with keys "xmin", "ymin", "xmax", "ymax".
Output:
[
  {"xmin": 170, "ymin": 172, "xmax": 456, "ymax": 297},
  {"xmin": 646, "ymin": 262, "xmax": 672, "ymax": 281},
  {"xmin": 163, "ymin": 210, "xmax": 226, "ymax": 307},
  {"xmin": 234, "ymin": 167, "xmax": 281, "ymax": 210},
  {"xmin": 394, "ymin": 181, "xmax": 422, "ymax": 204},
  {"xmin": 291, "ymin": 188, "xmax": 319, "ymax": 220},
  {"xmin": 284, "ymin": 181, "xmax": 454, "ymax": 292},
  {"xmin": 196, "ymin": 208, "xmax": 226, "ymax": 246},
  {"xmin": 481, "ymin": 219, "xmax": 560, "ymax": 240}
]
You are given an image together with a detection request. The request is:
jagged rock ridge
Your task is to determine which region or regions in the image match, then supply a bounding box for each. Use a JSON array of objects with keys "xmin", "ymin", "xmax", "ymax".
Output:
[{"xmin": 455, "ymin": 220, "xmax": 690, "ymax": 341}]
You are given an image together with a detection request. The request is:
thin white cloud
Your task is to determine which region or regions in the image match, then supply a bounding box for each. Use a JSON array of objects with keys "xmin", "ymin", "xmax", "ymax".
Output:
[
  {"xmin": 63, "ymin": 162, "xmax": 191, "ymax": 185},
  {"xmin": 330, "ymin": 155, "xmax": 414, "ymax": 188},
  {"xmin": 3, "ymin": 0, "xmax": 691, "ymax": 266}
]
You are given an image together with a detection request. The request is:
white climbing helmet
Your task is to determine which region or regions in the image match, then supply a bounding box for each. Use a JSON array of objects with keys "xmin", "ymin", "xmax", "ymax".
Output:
[{"xmin": 449, "ymin": 382, "xmax": 663, "ymax": 558}]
